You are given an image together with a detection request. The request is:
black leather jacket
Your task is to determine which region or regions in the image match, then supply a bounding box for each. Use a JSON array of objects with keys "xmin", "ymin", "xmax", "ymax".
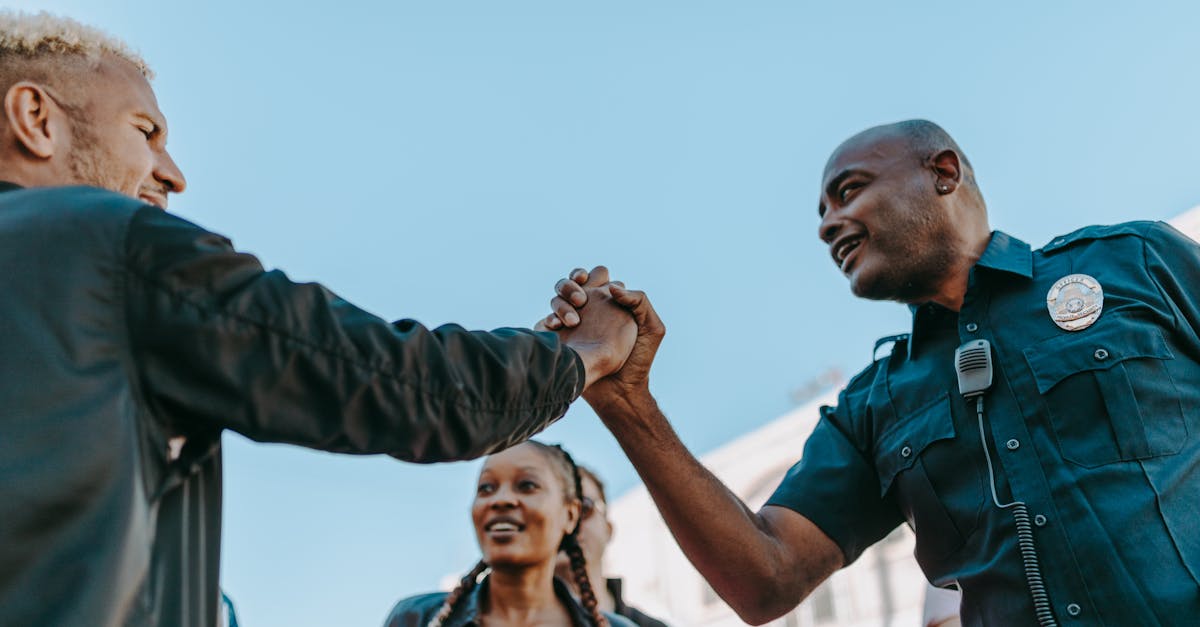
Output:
[
  {"xmin": 606, "ymin": 578, "xmax": 670, "ymax": 627},
  {"xmin": 0, "ymin": 182, "xmax": 584, "ymax": 626},
  {"xmin": 384, "ymin": 576, "xmax": 636, "ymax": 627}
]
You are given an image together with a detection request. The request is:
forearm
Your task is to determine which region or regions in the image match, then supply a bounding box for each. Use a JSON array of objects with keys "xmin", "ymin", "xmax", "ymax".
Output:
[
  {"xmin": 588, "ymin": 390, "xmax": 824, "ymax": 623},
  {"xmin": 125, "ymin": 207, "xmax": 583, "ymax": 461},
  {"xmin": 364, "ymin": 322, "xmax": 586, "ymax": 461},
  {"xmin": 137, "ymin": 284, "xmax": 582, "ymax": 460}
]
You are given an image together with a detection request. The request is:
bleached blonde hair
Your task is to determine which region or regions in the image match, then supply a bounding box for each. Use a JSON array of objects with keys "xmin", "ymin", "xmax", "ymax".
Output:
[{"xmin": 0, "ymin": 10, "xmax": 152, "ymax": 90}]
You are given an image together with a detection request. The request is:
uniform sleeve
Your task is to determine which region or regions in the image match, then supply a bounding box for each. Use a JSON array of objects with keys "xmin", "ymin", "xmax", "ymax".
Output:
[
  {"xmin": 765, "ymin": 401, "xmax": 903, "ymax": 566},
  {"xmin": 1144, "ymin": 221, "xmax": 1200, "ymax": 343},
  {"xmin": 121, "ymin": 207, "xmax": 584, "ymax": 462}
]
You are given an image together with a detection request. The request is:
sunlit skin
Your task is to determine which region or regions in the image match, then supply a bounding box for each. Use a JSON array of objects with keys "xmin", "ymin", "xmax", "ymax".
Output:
[
  {"xmin": 0, "ymin": 53, "xmax": 185, "ymax": 208},
  {"xmin": 471, "ymin": 443, "xmax": 582, "ymax": 626},
  {"xmin": 65, "ymin": 55, "xmax": 186, "ymax": 208},
  {"xmin": 817, "ymin": 127, "xmax": 989, "ymax": 311}
]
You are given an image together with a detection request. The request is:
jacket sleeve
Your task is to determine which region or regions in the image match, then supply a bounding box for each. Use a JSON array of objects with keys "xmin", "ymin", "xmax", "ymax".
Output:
[{"xmin": 121, "ymin": 206, "xmax": 584, "ymax": 462}]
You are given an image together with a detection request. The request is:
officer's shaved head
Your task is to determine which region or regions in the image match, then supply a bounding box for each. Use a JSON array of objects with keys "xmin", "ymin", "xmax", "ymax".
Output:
[
  {"xmin": 826, "ymin": 119, "xmax": 983, "ymax": 205},
  {"xmin": 817, "ymin": 119, "xmax": 992, "ymax": 305}
]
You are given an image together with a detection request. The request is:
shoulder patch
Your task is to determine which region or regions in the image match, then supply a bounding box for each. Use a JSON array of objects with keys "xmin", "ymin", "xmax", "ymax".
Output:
[
  {"xmin": 841, "ymin": 357, "xmax": 884, "ymax": 395},
  {"xmin": 1042, "ymin": 221, "xmax": 1160, "ymax": 254}
]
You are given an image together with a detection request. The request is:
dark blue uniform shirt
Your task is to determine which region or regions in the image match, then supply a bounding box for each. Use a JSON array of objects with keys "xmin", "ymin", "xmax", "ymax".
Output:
[{"xmin": 768, "ymin": 223, "xmax": 1200, "ymax": 626}]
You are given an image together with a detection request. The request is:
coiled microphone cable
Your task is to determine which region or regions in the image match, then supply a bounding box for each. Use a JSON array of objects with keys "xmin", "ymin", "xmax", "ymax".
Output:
[
  {"xmin": 972, "ymin": 395, "xmax": 1057, "ymax": 627},
  {"xmin": 956, "ymin": 340, "xmax": 1058, "ymax": 627}
]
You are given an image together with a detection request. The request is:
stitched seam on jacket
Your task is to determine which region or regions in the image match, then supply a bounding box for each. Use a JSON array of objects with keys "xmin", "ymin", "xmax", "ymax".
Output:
[{"xmin": 123, "ymin": 260, "xmax": 572, "ymax": 414}]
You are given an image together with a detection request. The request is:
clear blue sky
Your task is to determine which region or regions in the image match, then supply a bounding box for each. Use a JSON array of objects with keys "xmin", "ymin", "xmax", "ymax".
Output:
[{"xmin": 14, "ymin": 1, "xmax": 1200, "ymax": 625}]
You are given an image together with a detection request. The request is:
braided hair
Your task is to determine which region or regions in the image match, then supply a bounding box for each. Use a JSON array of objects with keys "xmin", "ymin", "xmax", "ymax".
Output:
[
  {"xmin": 425, "ymin": 560, "xmax": 488, "ymax": 627},
  {"xmin": 548, "ymin": 444, "xmax": 609, "ymax": 627},
  {"xmin": 425, "ymin": 441, "xmax": 608, "ymax": 627}
]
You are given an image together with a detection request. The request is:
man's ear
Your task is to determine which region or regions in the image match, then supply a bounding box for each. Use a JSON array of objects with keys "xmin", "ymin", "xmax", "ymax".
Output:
[
  {"xmin": 927, "ymin": 148, "xmax": 963, "ymax": 195},
  {"xmin": 4, "ymin": 81, "xmax": 67, "ymax": 159}
]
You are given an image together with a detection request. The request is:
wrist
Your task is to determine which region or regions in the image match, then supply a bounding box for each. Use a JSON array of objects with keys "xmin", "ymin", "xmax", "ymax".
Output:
[
  {"xmin": 586, "ymin": 382, "xmax": 655, "ymax": 417},
  {"xmin": 571, "ymin": 343, "xmax": 608, "ymax": 390}
]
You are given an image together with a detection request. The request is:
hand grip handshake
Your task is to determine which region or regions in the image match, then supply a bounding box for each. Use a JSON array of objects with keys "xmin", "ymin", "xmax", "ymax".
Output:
[{"xmin": 536, "ymin": 266, "xmax": 665, "ymax": 400}]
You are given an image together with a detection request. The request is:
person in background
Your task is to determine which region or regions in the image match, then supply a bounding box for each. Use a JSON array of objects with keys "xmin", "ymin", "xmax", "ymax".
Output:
[
  {"xmin": 383, "ymin": 441, "xmax": 636, "ymax": 627},
  {"xmin": 555, "ymin": 465, "xmax": 670, "ymax": 627}
]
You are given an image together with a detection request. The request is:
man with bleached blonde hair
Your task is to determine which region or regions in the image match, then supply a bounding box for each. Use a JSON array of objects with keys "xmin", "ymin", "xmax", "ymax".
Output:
[
  {"xmin": 0, "ymin": 12, "xmax": 639, "ymax": 627},
  {"xmin": 0, "ymin": 12, "xmax": 181, "ymax": 206}
]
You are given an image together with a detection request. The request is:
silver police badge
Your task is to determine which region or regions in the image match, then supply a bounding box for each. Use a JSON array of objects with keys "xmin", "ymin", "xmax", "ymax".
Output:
[{"xmin": 1046, "ymin": 274, "xmax": 1104, "ymax": 331}]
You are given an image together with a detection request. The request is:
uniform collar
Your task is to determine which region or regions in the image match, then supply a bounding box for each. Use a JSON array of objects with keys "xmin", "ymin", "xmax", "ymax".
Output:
[
  {"xmin": 975, "ymin": 230, "xmax": 1033, "ymax": 279},
  {"xmin": 0, "ymin": 181, "xmax": 23, "ymax": 194},
  {"xmin": 904, "ymin": 231, "xmax": 1032, "ymax": 360},
  {"xmin": 445, "ymin": 575, "xmax": 592, "ymax": 627}
]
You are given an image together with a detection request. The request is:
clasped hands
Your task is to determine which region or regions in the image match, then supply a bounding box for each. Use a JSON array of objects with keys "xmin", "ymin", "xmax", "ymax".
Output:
[{"xmin": 535, "ymin": 266, "xmax": 664, "ymax": 406}]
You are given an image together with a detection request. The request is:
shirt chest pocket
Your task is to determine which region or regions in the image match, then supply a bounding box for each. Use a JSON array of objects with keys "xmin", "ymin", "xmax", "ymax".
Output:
[
  {"xmin": 874, "ymin": 392, "xmax": 984, "ymax": 566},
  {"xmin": 1023, "ymin": 322, "xmax": 1186, "ymax": 468}
]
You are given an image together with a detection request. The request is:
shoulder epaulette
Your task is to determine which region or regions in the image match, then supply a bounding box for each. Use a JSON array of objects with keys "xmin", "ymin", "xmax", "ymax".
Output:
[
  {"xmin": 1042, "ymin": 221, "xmax": 1160, "ymax": 254},
  {"xmin": 872, "ymin": 333, "xmax": 910, "ymax": 361}
]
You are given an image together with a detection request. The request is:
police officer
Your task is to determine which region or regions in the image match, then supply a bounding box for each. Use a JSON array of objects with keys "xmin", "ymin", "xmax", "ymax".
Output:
[{"xmin": 546, "ymin": 120, "xmax": 1200, "ymax": 625}]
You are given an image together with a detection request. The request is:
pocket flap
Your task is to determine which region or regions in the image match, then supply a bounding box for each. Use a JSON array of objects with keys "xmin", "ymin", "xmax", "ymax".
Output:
[
  {"xmin": 875, "ymin": 393, "xmax": 954, "ymax": 496},
  {"xmin": 1023, "ymin": 323, "xmax": 1173, "ymax": 394}
]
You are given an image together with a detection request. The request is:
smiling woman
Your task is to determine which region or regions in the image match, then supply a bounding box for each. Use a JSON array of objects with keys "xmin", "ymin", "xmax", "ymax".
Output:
[{"xmin": 383, "ymin": 441, "xmax": 635, "ymax": 627}]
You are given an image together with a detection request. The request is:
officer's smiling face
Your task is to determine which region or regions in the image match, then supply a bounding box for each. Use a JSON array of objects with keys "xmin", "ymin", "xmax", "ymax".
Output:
[
  {"xmin": 817, "ymin": 130, "xmax": 961, "ymax": 304},
  {"xmin": 472, "ymin": 443, "xmax": 579, "ymax": 569}
]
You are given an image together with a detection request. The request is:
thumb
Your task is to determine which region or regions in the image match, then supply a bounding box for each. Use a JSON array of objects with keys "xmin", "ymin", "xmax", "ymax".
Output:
[
  {"xmin": 609, "ymin": 284, "xmax": 638, "ymax": 307},
  {"xmin": 609, "ymin": 286, "xmax": 661, "ymax": 331}
]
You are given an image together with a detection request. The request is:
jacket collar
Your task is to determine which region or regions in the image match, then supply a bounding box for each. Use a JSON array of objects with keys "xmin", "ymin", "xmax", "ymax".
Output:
[
  {"xmin": 905, "ymin": 231, "xmax": 1032, "ymax": 359},
  {"xmin": 444, "ymin": 575, "xmax": 592, "ymax": 627},
  {"xmin": 606, "ymin": 578, "xmax": 628, "ymax": 614},
  {"xmin": 0, "ymin": 181, "xmax": 23, "ymax": 194}
]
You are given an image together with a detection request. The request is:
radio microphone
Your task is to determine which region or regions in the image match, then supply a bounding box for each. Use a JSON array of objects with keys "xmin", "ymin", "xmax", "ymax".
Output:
[{"xmin": 955, "ymin": 339, "xmax": 993, "ymax": 398}]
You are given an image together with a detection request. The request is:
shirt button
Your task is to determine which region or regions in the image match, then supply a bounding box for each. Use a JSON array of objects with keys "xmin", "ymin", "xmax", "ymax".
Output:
[
  {"xmin": 1066, "ymin": 603, "xmax": 1082, "ymax": 617},
  {"xmin": 1006, "ymin": 439, "xmax": 1020, "ymax": 450},
  {"xmin": 1094, "ymin": 348, "xmax": 1109, "ymax": 361},
  {"xmin": 965, "ymin": 322, "xmax": 979, "ymax": 333},
  {"xmin": 901, "ymin": 445, "xmax": 913, "ymax": 458},
  {"xmin": 1034, "ymin": 514, "xmax": 1048, "ymax": 527}
]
